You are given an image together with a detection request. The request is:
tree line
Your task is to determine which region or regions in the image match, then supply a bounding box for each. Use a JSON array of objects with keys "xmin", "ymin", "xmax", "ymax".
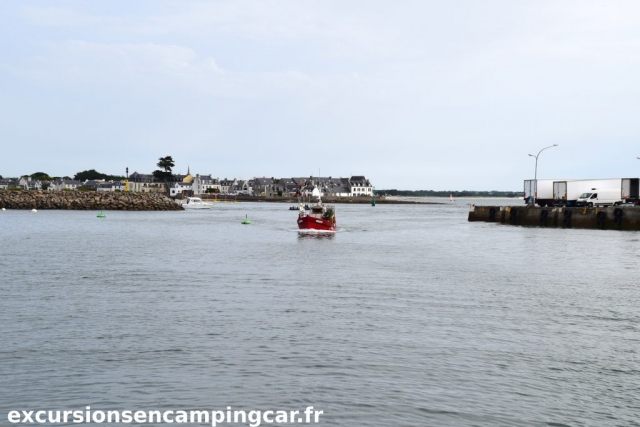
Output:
[
  {"xmin": 17, "ymin": 170, "xmax": 125, "ymax": 182},
  {"xmin": 15, "ymin": 156, "xmax": 175, "ymax": 183},
  {"xmin": 3, "ymin": 156, "xmax": 177, "ymax": 191}
]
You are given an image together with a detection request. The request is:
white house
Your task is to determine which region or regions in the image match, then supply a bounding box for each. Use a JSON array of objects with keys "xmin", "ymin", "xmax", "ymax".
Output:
[
  {"xmin": 219, "ymin": 178, "xmax": 237, "ymax": 194},
  {"xmin": 18, "ymin": 176, "xmax": 43, "ymax": 190},
  {"xmin": 127, "ymin": 172, "xmax": 164, "ymax": 193},
  {"xmin": 97, "ymin": 182, "xmax": 126, "ymax": 192},
  {"xmin": 349, "ymin": 176, "xmax": 372, "ymax": 197},
  {"xmin": 232, "ymin": 179, "xmax": 253, "ymax": 195},
  {"xmin": 192, "ymin": 174, "xmax": 220, "ymax": 195},
  {"xmin": 169, "ymin": 182, "xmax": 193, "ymax": 197},
  {"xmin": 49, "ymin": 179, "xmax": 82, "ymax": 191}
]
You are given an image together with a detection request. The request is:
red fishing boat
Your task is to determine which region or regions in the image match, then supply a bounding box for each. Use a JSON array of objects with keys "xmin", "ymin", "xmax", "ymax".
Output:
[{"xmin": 296, "ymin": 190, "xmax": 336, "ymax": 231}]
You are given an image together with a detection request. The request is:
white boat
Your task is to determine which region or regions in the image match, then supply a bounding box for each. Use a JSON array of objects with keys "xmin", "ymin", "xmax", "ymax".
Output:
[{"xmin": 181, "ymin": 197, "xmax": 213, "ymax": 209}]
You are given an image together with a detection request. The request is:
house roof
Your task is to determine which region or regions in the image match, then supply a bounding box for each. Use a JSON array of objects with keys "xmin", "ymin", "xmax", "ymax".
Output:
[
  {"xmin": 129, "ymin": 172, "xmax": 156, "ymax": 182},
  {"xmin": 350, "ymin": 176, "xmax": 370, "ymax": 185},
  {"xmin": 194, "ymin": 175, "xmax": 217, "ymax": 184},
  {"xmin": 253, "ymin": 177, "xmax": 274, "ymax": 186}
]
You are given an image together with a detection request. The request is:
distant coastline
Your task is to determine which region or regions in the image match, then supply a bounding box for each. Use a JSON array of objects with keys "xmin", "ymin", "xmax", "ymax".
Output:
[
  {"xmin": 202, "ymin": 194, "xmax": 442, "ymax": 204},
  {"xmin": 377, "ymin": 190, "xmax": 521, "ymax": 198}
]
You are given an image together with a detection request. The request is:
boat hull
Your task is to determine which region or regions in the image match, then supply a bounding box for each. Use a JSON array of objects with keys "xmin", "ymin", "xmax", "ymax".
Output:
[
  {"xmin": 297, "ymin": 214, "xmax": 336, "ymax": 231},
  {"xmin": 182, "ymin": 205, "xmax": 212, "ymax": 209}
]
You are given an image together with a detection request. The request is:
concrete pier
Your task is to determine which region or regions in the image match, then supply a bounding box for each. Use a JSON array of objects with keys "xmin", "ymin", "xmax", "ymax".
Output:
[{"xmin": 468, "ymin": 205, "xmax": 640, "ymax": 230}]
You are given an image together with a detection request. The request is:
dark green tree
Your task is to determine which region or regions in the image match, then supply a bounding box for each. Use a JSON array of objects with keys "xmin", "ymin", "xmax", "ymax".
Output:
[
  {"xmin": 74, "ymin": 169, "xmax": 125, "ymax": 181},
  {"xmin": 74, "ymin": 169, "xmax": 102, "ymax": 181},
  {"xmin": 30, "ymin": 172, "xmax": 53, "ymax": 181},
  {"xmin": 157, "ymin": 156, "xmax": 175, "ymax": 173},
  {"xmin": 153, "ymin": 156, "xmax": 175, "ymax": 194}
]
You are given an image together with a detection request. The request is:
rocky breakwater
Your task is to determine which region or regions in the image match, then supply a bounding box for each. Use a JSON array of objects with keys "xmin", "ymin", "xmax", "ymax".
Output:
[{"xmin": 0, "ymin": 191, "xmax": 183, "ymax": 211}]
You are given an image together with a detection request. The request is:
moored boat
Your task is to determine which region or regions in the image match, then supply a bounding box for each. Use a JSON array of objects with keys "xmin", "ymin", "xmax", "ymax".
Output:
[
  {"xmin": 290, "ymin": 204, "xmax": 310, "ymax": 210},
  {"xmin": 181, "ymin": 197, "xmax": 213, "ymax": 209}
]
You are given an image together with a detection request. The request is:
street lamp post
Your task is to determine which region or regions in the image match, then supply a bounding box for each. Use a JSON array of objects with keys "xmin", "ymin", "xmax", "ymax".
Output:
[{"xmin": 528, "ymin": 144, "xmax": 558, "ymax": 206}]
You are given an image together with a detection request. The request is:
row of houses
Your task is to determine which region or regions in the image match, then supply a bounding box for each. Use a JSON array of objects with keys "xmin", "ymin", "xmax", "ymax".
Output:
[
  {"xmin": 0, "ymin": 177, "xmax": 123, "ymax": 192},
  {"xmin": 149, "ymin": 172, "xmax": 373, "ymax": 197},
  {"xmin": 237, "ymin": 175, "xmax": 373, "ymax": 198},
  {"xmin": 0, "ymin": 173, "xmax": 374, "ymax": 197}
]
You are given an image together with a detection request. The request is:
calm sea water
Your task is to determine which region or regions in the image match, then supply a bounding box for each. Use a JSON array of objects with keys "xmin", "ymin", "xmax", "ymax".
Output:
[{"xmin": 1, "ymin": 199, "xmax": 638, "ymax": 427}]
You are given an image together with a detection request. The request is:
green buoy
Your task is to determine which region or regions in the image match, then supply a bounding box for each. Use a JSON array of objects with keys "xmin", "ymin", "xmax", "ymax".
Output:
[
  {"xmin": 97, "ymin": 210, "xmax": 106, "ymax": 218},
  {"xmin": 371, "ymin": 198, "xmax": 376, "ymax": 206},
  {"xmin": 241, "ymin": 214, "xmax": 251, "ymax": 224}
]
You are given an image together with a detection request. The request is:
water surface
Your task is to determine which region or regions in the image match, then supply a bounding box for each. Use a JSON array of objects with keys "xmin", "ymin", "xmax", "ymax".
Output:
[{"xmin": 0, "ymin": 200, "xmax": 638, "ymax": 426}]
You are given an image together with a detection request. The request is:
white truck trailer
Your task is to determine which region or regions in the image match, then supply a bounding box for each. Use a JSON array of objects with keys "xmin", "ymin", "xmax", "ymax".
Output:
[
  {"xmin": 523, "ymin": 179, "xmax": 556, "ymax": 207},
  {"xmin": 622, "ymin": 178, "xmax": 640, "ymax": 204},
  {"xmin": 553, "ymin": 179, "xmax": 623, "ymax": 207}
]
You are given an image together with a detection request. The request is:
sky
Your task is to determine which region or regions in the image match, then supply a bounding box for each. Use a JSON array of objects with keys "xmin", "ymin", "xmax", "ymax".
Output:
[{"xmin": 1, "ymin": 1, "xmax": 640, "ymax": 190}]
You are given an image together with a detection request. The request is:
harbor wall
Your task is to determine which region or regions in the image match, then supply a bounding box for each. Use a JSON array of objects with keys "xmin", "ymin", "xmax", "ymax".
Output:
[
  {"xmin": 0, "ymin": 191, "xmax": 183, "ymax": 210},
  {"xmin": 468, "ymin": 205, "xmax": 640, "ymax": 230}
]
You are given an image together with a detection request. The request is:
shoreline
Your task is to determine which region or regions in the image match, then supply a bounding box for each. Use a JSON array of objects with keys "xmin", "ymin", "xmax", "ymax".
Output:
[{"xmin": 199, "ymin": 195, "xmax": 444, "ymax": 205}]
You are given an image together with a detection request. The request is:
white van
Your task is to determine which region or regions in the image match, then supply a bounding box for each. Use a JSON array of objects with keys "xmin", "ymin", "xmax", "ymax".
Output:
[{"xmin": 576, "ymin": 189, "xmax": 622, "ymax": 207}]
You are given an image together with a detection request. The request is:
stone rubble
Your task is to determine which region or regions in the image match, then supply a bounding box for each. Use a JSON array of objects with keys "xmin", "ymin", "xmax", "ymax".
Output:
[{"xmin": 0, "ymin": 191, "xmax": 184, "ymax": 211}]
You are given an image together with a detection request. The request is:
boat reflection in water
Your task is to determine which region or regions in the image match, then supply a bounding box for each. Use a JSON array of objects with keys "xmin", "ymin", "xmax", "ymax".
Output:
[{"xmin": 297, "ymin": 230, "xmax": 336, "ymax": 240}]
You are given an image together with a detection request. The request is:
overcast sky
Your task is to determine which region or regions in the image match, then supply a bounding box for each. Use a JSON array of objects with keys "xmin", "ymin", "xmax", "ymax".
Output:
[{"xmin": 1, "ymin": 1, "xmax": 640, "ymax": 190}]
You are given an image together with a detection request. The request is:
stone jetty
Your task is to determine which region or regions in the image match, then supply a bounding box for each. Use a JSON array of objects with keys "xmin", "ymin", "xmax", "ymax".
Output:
[
  {"xmin": 468, "ymin": 204, "xmax": 640, "ymax": 230},
  {"xmin": 0, "ymin": 191, "xmax": 183, "ymax": 211}
]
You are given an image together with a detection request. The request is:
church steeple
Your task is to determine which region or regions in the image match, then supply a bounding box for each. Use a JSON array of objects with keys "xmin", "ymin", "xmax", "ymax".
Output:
[{"xmin": 182, "ymin": 164, "xmax": 194, "ymax": 184}]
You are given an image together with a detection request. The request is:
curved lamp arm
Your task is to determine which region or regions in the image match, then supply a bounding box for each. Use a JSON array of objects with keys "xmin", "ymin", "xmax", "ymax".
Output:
[
  {"xmin": 529, "ymin": 144, "xmax": 558, "ymax": 160},
  {"xmin": 527, "ymin": 144, "xmax": 558, "ymax": 205}
]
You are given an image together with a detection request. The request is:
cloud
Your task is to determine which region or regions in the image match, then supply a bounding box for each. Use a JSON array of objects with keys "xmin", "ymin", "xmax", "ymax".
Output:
[
  {"xmin": 14, "ymin": 39, "xmax": 376, "ymax": 103},
  {"xmin": 20, "ymin": 5, "xmax": 121, "ymax": 27},
  {"xmin": 5, "ymin": 1, "xmax": 640, "ymax": 187},
  {"xmin": 19, "ymin": 2, "xmax": 413, "ymax": 61},
  {"xmin": 20, "ymin": 41, "xmax": 224, "ymax": 89}
]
